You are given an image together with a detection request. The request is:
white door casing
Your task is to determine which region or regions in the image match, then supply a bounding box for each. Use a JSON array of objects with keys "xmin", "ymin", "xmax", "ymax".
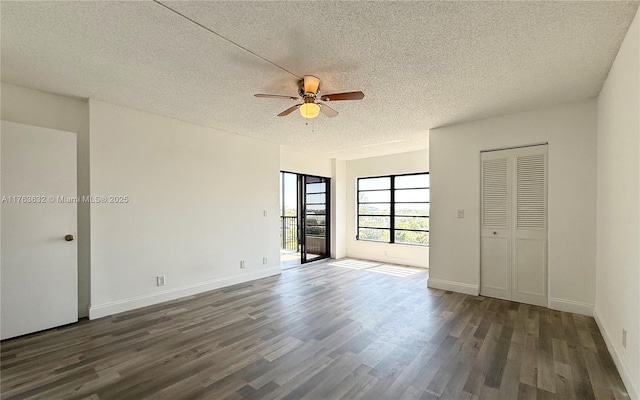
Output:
[{"xmin": 1, "ymin": 121, "xmax": 78, "ymax": 340}]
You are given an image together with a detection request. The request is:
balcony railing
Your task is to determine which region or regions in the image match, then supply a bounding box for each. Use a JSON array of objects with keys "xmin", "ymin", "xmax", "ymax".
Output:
[{"xmin": 281, "ymin": 216, "xmax": 298, "ymax": 251}]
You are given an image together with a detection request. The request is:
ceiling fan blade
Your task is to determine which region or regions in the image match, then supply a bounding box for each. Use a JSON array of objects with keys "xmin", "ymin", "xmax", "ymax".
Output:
[
  {"xmin": 277, "ymin": 104, "xmax": 302, "ymax": 117},
  {"xmin": 255, "ymin": 94, "xmax": 300, "ymax": 101},
  {"xmin": 303, "ymin": 75, "xmax": 320, "ymax": 94},
  {"xmin": 319, "ymin": 103, "xmax": 339, "ymax": 118},
  {"xmin": 320, "ymin": 91, "xmax": 365, "ymax": 101}
]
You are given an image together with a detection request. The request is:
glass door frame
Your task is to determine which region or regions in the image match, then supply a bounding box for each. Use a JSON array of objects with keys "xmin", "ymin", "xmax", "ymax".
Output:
[
  {"xmin": 280, "ymin": 170, "xmax": 331, "ymax": 265},
  {"xmin": 299, "ymin": 174, "xmax": 331, "ymax": 264}
]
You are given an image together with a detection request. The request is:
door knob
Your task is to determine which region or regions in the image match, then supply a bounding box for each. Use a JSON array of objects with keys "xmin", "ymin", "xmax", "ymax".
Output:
[
  {"xmin": 64, "ymin": 234, "xmax": 75, "ymax": 241},
  {"xmin": 493, "ymin": 231, "xmax": 497, "ymax": 235}
]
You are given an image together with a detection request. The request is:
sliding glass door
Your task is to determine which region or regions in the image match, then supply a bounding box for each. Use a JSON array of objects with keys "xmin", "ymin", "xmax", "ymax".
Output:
[
  {"xmin": 301, "ymin": 175, "xmax": 330, "ymax": 263},
  {"xmin": 280, "ymin": 172, "xmax": 330, "ymax": 266}
]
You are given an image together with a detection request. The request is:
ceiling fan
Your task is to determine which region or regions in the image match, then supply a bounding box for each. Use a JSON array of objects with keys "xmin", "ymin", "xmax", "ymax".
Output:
[{"xmin": 254, "ymin": 75, "xmax": 365, "ymax": 119}]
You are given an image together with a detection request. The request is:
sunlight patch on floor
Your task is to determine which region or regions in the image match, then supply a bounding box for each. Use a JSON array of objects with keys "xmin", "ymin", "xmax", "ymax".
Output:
[
  {"xmin": 327, "ymin": 259, "xmax": 424, "ymax": 278},
  {"xmin": 328, "ymin": 259, "xmax": 381, "ymax": 270},
  {"xmin": 368, "ymin": 264, "xmax": 422, "ymax": 277}
]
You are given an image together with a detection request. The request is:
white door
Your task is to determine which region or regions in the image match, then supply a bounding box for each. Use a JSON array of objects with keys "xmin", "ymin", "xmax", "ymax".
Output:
[
  {"xmin": 1, "ymin": 121, "xmax": 78, "ymax": 340},
  {"xmin": 480, "ymin": 154, "xmax": 512, "ymax": 301},
  {"xmin": 480, "ymin": 145, "xmax": 548, "ymax": 307},
  {"xmin": 511, "ymin": 148, "xmax": 547, "ymax": 306}
]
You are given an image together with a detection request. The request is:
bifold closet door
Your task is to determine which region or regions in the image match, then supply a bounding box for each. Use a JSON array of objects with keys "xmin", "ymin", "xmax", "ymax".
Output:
[
  {"xmin": 480, "ymin": 145, "xmax": 548, "ymax": 307},
  {"xmin": 511, "ymin": 147, "xmax": 547, "ymax": 306},
  {"xmin": 480, "ymin": 153, "xmax": 512, "ymax": 301}
]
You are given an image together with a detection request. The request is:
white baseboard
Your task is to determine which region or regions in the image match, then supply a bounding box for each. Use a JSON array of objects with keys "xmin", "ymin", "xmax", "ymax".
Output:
[
  {"xmin": 89, "ymin": 266, "xmax": 281, "ymax": 320},
  {"xmin": 345, "ymin": 251, "xmax": 428, "ymax": 268},
  {"xmin": 594, "ymin": 309, "xmax": 639, "ymax": 400},
  {"xmin": 548, "ymin": 297, "xmax": 594, "ymax": 316},
  {"xmin": 427, "ymin": 278, "xmax": 479, "ymax": 296}
]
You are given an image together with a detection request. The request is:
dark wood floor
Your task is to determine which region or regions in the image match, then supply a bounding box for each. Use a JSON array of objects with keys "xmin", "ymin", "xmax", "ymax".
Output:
[{"xmin": 1, "ymin": 259, "xmax": 629, "ymax": 400}]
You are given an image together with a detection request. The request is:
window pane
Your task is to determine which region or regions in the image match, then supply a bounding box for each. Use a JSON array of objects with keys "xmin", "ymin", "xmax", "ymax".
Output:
[
  {"xmin": 306, "ymin": 225, "xmax": 326, "ymax": 236},
  {"xmin": 395, "ymin": 188, "xmax": 429, "ymax": 202},
  {"xmin": 359, "ymin": 203, "xmax": 391, "ymax": 215},
  {"xmin": 359, "ymin": 177, "xmax": 391, "ymax": 190},
  {"xmin": 395, "ymin": 174, "xmax": 429, "ymax": 189},
  {"xmin": 359, "ymin": 190, "xmax": 390, "ymax": 203},
  {"xmin": 306, "ymin": 182, "xmax": 325, "ymax": 193},
  {"xmin": 395, "ymin": 203, "xmax": 429, "ymax": 216},
  {"xmin": 306, "ymin": 215, "xmax": 326, "ymax": 226},
  {"xmin": 359, "ymin": 216, "xmax": 390, "ymax": 229},
  {"xmin": 395, "ymin": 230, "xmax": 429, "ymax": 245},
  {"xmin": 395, "ymin": 216, "xmax": 429, "ymax": 231},
  {"xmin": 282, "ymin": 173, "xmax": 298, "ymax": 215},
  {"xmin": 306, "ymin": 204, "xmax": 325, "ymax": 215},
  {"xmin": 359, "ymin": 228, "xmax": 390, "ymax": 242},
  {"xmin": 306, "ymin": 193, "xmax": 325, "ymax": 204}
]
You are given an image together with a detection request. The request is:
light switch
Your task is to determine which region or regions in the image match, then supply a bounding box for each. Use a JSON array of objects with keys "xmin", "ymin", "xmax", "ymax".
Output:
[{"xmin": 457, "ymin": 209, "xmax": 464, "ymax": 218}]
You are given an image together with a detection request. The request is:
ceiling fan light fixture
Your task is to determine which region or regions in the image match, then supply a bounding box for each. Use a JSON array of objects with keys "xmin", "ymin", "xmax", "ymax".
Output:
[
  {"xmin": 254, "ymin": 75, "xmax": 364, "ymax": 119},
  {"xmin": 299, "ymin": 102, "xmax": 320, "ymax": 119}
]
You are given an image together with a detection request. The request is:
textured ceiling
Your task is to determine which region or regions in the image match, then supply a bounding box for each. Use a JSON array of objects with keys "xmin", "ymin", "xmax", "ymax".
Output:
[{"xmin": 1, "ymin": 1, "xmax": 638, "ymax": 160}]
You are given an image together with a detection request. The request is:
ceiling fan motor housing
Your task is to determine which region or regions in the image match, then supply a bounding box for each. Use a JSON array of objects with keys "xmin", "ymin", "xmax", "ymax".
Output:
[
  {"xmin": 298, "ymin": 81, "xmax": 317, "ymax": 98},
  {"xmin": 298, "ymin": 75, "xmax": 320, "ymax": 98}
]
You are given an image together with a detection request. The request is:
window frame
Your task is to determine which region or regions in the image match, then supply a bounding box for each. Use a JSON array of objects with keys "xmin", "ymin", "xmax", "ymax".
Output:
[{"xmin": 357, "ymin": 172, "xmax": 429, "ymax": 246}]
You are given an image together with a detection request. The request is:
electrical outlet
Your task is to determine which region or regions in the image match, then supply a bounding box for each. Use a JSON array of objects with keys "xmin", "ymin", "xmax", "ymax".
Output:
[
  {"xmin": 263, "ymin": 210, "xmax": 267, "ymax": 217},
  {"xmin": 240, "ymin": 260, "xmax": 245, "ymax": 269},
  {"xmin": 457, "ymin": 209, "xmax": 465, "ymax": 218},
  {"xmin": 623, "ymin": 329, "xmax": 627, "ymax": 348},
  {"xmin": 156, "ymin": 275, "xmax": 165, "ymax": 286},
  {"xmin": 263, "ymin": 257, "xmax": 268, "ymax": 265}
]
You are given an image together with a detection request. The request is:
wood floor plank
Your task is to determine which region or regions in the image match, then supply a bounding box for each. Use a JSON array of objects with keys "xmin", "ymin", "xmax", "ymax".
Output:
[
  {"xmin": 0, "ymin": 258, "xmax": 630, "ymax": 400},
  {"xmin": 537, "ymin": 311, "xmax": 556, "ymax": 393}
]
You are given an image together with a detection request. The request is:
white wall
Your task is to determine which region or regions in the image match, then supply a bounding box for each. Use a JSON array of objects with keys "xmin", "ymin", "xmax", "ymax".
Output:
[
  {"xmin": 280, "ymin": 146, "xmax": 333, "ymax": 178},
  {"xmin": 346, "ymin": 150, "xmax": 429, "ymax": 268},
  {"xmin": 596, "ymin": 8, "xmax": 639, "ymax": 399},
  {"xmin": 429, "ymin": 99, "xmax": 597, "ymax": 315},
  {"xmin": 89, "ymin": 100, "xmax": 280, "ymax": 318},
  {"xmin": 1, "ymin": 83, "xmax": 91, "ymax": 318},
  {"xmin": 331, "ymin": 158, "xmax": 347, "ymax": 259}
]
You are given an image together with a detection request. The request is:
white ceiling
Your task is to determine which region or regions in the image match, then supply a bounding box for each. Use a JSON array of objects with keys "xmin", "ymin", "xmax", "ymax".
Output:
[{"xmin": 1, "ymin": 1, "xmax": 638, "ymax": 160}]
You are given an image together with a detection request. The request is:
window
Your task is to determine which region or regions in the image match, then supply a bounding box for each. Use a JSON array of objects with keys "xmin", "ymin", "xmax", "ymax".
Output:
[{"xmin": 357, "ymin": 173, "xmax": 429, "ymax": 246}]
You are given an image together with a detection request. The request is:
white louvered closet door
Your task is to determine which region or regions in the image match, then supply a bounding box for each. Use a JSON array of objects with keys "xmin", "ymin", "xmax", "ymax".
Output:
[
  {"xmin": 511, "ymin": 146, "xmax": 548, "ymax": 306},
  {"xmin": 481, "ymin": 145, "xmax": 548, "ymax": 307},
  {"xmin": 480, "ymin": 153, "xmax": 512, "ymax": 301}
]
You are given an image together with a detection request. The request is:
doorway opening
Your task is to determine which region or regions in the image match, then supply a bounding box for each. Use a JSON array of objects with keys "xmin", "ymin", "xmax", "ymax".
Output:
[{"xmin": 280, "ymin": 171, "xmax": 331, "ymax": 268}]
